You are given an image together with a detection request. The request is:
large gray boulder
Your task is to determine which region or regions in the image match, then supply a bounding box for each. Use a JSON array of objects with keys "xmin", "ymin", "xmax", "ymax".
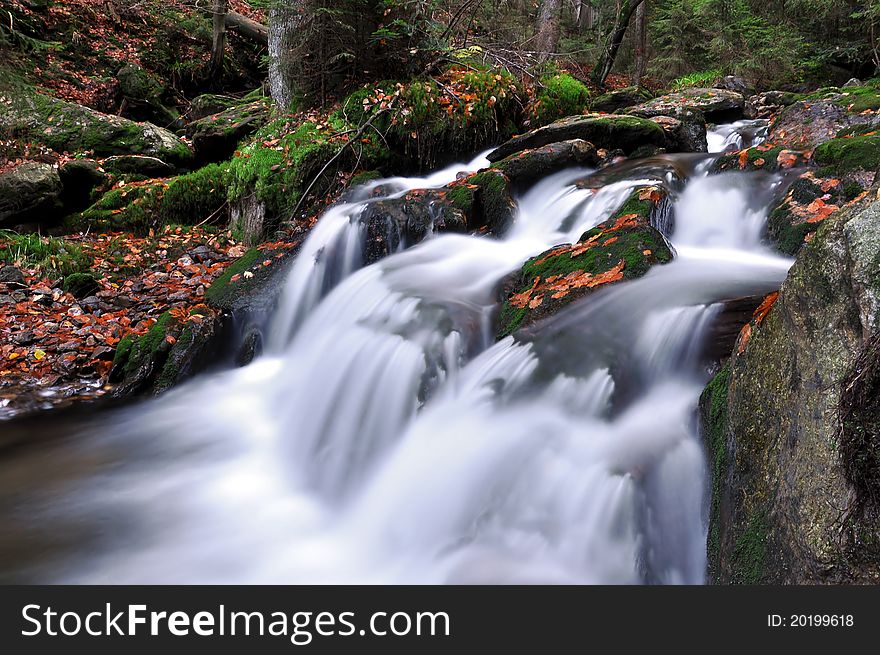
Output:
[
  {"xmin": 701, "ymin": 194, "xmax": 880, "ymax": 583},
  {"xmin": 0, "ymin": 162, "xmax": 63, "ymax": 226},
  {"xmin": 629, "ymin": 88, "xmax": 744, "ymax": 123}
]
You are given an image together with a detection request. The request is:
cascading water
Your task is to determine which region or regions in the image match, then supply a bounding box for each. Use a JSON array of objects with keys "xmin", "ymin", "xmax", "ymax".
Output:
[{"xmin": 0, "ymin": 127, "xmax": 794, "ymax": 584}]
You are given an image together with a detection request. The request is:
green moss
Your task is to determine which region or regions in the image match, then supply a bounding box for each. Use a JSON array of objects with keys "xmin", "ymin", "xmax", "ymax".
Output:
[
  {"xmin": 713, "ymin": 146, "xmax": 786, "ymax": 173},
  {"xmin": 160, "ymin": 163, "xmax": 228, "ymax": 225},
  {"xmin": 836, "ymin": 86, "xmax": 880, "ymax": 113},
  {"xmin": 445, "ymin": 184, "xmax": 477, "ymax": 212},
  {"xmin": 813, "ymin": 136, "xmax": 880, "ymax": 177},
  {"xmin": 204, "ymin": 247, "xmax": 261, "ymax": 307},
  {"xmin": 702, "ymin": 363, "xmax": 730, "ymax": 576},
  {"xmin": 730, "ymin": 507, "xmax": 769, "ymax": 584},
  {"xmin": 767, "ymin": 204, "xmax": 815, "ymax": 255},
  {"xmin": 73, "ymin": 182, "xmax": 166, "ymax": 234},
  {"xmin": 531, "ymin": 73, "xmax": 591, "ymax": 125},
  {"xmin": 118, "ymin": 312, "xmax": 177, "ymax": 378},
  {"xmin": 62, "ymin": 271, "xmax": 98, "ymax": 297},
  {"xmin": 348, "ymin": 170, "xmax": 383, "ymax": 188}
]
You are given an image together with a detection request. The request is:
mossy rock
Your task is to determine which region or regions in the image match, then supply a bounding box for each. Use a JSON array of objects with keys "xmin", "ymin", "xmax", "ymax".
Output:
[
  {"xmin": 0, "ymin": 161, "xmax": 63, "ymax": 227},
  {"xmin": 102, "ymin": 155, "xmax": 175, "ymax": 177},
  {"xmin": 497, "ymin": 189, "xmax": 673, "ymax": 337},
  {"xmin": 61, "ymin": 271, "xmax": 99, "ymax": 298},
  {"xmin": 529, "ymin": 73, "xmax": 591, "ymax": 125},
  {"xmin": 590, "ymin": 86, "xmax": 653, "ymax": 114},
  {"xmin": 702, "ymin": 194, "xmax": 880, "ymax": 583},
  {"xmin": 204, "ymin": 244, "xmax": 298, "ymax": 313},
  {"xmin": 712, "ymin": 146, "xmax": 809, "ymax": 174},
  {"xmin": 58, "ymin": 159, "xmax": 106, "ymax": 212},
  {"xmin": 0, "ymin": 90, "xmax": 193, "ymax": 167},
  {"xmin": 629, "ymin": 88, "xmax": 744, "ymax": 123},
  {"xmin": 116, "ymin": 63, "xmax": 177, "ymax": 126},
  {"xmin": 71, "ymin": 181, "xmax": 167, "ymax": 234},
  {"xmin": 767, "ymin": 174, "xmax": 861, "ymax": 255},
  {"xmin": 769, "ymin": 87, "xmax": 880, "ymax": 149},
  {"xmin": 110, "ymin": 309, "xmax": 226, "ymax": 396},
  {"xmin": 187, "ymin": 98, "xmax": 272, "ymax": 163},
  {"xmin": 488, "ymin": 114, "xmax": 666, "ymax": 162},
  {"xmin": 491, "ymin": 139, "xmax": 599, "ymax": 192},
  {"xmin": 813, "ymin": 136, "xmax": 880, "ymax": 177}
]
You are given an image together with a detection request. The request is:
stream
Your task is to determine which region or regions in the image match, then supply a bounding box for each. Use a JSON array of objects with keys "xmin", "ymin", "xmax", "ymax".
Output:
[{"xmin": 0, "ymin": 122, "xmax": 793, "ymax": 584}]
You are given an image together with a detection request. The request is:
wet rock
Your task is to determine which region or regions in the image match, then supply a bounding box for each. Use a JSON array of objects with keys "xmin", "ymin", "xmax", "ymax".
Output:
[
  {"xmin": 0, "ymin": 162, "xmax": 63, "ymax": 226},
  {"xmin": 186, "ymin": 99, "xmax": 272, "ymax": 163},
  {"xmin": 629, "ymin": 88, "xmax": 744, "ymax": 123},
  {"xmin": 701, "ymin": 194, "xmax": 880, "ymax": 583},
  {"xmin": 497, "ymin": 188, "xmax": 673, "ymax": 337},
  {"xmin": 715, "ymin": 76, "xmax": 753, "ymax": 96},
  {"xmin": 488, "ymin": 114, "xmax": 666, "ymax": 161},
  {"xmin": 647, "ymin": 113, "xmax": 707, "ymax": 153},
  {"xmin": 589, "ymin": 86, "xmax": 653, "ymax": 114},
  {"xmin": 768, "ymin": 86, "xmax": 880, "ymax": 149},
  {"xmin": 711, "ymin": 145, "xmax": 810, "ymax": 174},
  {"xmin": 491, "ymin": 139, "xmax": 600, "ymax": 191}
]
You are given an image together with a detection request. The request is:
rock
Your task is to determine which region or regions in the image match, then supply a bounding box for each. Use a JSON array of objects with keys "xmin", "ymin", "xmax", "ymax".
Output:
[
  {"xmin": 744, "ymin": 91, "xmax": 803, "ymax": 119},
  {"xmin": 701, "ymin": 195, "xmax": 880, "ymax": 583},
  {"xmin": 102, "ymin": 155, "xmax": 174, "ymax": 177},
  {"xmin": 629, "ymin": 88, "xmax": 745, "ymax": 123},
  {"xmin": 189, "ymin": 94, "xmax": 242, "ymax": 121},
  {"xmin": 0, "ymin": 266, "xmax": 25, "ymax": 285},
  {"xmin": 488, "ymin": 114, "xmax": 666, "ymax": 162},
  {"xmin": 647, "ymin": 113, "xmax": 707, "ymax": 153},
  {"xmin": 58, "ymin": 159, "xmax": 105, "ymax": 213},
  {"xmin": 116, "ymin": 63, "xmax": 177, "ymax": 126},
  {"xmin": 711, "ymin": 145, "xmax": 810, "ymax": 174},
  {"xmin": 768, "ymin": 87, "xmax": 880, "ymax": 149},
  {"xmin": 843, "ymin": 78, "xmax": 863, "ymax": 88},
  {"xmin": 497, "ymin": 188, "xmax": 673, "ymax": 337},
  {"xmin": 186, "ymin": 99, "xmax": 272, "ymax": 163},
  {"xmin": 491, "ymin": 140, "xmax": 600, "ymax": 191},
  {"xmin": 766, "ymin": 172, "xmax": 866, "ymax": 255},
  {"xmin": 715, "ymin": 76, "xmax": 753, "ymax": 96},
  {"xmin": 589, "ymin": 86, "xmax": 653, "ymax": 114},
  {"xmin": 0, "ymin": 162, "xmax": 63, "ymax": 226},
  {"xmin": 0, "ymin": 90, "xmax": 193, "ymax": 167},
  {"xmin": 62, "ymin": 272, "xmax": 99, "ymax": 299}
]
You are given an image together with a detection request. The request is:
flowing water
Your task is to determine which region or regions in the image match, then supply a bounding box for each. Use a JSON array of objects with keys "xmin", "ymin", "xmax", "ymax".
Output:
[{"xmin": 0, "ymin": 123, "xmax": 791, "ymax": 584}]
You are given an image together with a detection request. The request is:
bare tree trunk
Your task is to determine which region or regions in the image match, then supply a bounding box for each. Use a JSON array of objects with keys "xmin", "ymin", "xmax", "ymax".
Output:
[
  {"xmin": 576, "ymin": 0, "xmax": 597, "ymax": 31},
  {"xmin": 591, "ymin": 0, "xmax": 646, "ymax": 88},
  {"xmin": 210, "ymin": 0, "xmax": 229, "ymax": 78},
  {"xmin": 225, "ymin": 12, "xmax": 269, "ymax": 45},
  {"xmin": 633, "ymin": 0, "xmax": 648, "ymax": 87},
  {"xmin": 269, "ymin": 1, "xmax": 308, "ymax": 110},
  {"xmin": 536, "ymin": 0, "xmax": 562, "ymax": 62}
]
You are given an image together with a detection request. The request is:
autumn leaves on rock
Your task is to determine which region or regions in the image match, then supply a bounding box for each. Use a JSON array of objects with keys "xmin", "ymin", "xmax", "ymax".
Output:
[{"xmin": 497, "ymin": 188, "xmax": 673, "ymax": 337}]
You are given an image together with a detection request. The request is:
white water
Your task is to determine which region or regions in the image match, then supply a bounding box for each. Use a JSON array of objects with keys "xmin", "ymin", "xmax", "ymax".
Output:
[
  {"xmin": 706, "ymin": 119, "xmax": 769, "ymax": 153},
  {"xmin": 7, "ymin": 133, "xmax": 794, "ymax": 584}
]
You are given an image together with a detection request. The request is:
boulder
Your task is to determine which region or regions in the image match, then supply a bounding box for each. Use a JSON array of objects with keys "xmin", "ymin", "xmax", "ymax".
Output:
[
  {"xmin": 488, "ymin": 114, "xmax": 666, "ymax": 162},
  {"xmin": 647, "ymin": 113, "xmax": 707, "ymax": 153},
  {"xmin": 491, "ymin": 139, "xmax": 600, "ymax": 191},
  {"xmin": 629, "ymin": 88, "xmax": 744, "ymax": 123},
  {"xmin": 744, "ymin": 91, "xmax": 802, "ymax": 119},
  {"xmin": 711, "ymin": 145, "xmax": 810, "ymax": 174},
  {"xmin": 0, "ymin": 162, "xmax": 63, "ymax": 226},
  {"xmin": 497, "ymin": 188, "xmax": 673, "ymax": 337},
  {"xmin": 768, "ymin": 86, "xmax": 880, "ymax": 149},
  {"xmin": 589, "ymin": 86, "xmax": 653, "ymax": 114},
  {"xmin": 116, "ymin": 63, "xmax": 177, "ymax": 126},
  {"xmin": 701, "ymin": 195, "xmax": 880, "ymax": 583},
  {"xmin": 186, "ymin": 99, "xmax": 272, "ymax": 163},
  {"xmin": 0, "ymin": 90, "xmax": 193, "ymax": 167},
  {"xmin": 102, "ymin": 155, "xmax": 175, "ymax": 177}
]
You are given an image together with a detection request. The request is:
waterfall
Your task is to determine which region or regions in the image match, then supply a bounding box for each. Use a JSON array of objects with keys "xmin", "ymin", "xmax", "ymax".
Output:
[{"xmin": 0, "ymin": 132, "xmax": 794, "ymax": 584}]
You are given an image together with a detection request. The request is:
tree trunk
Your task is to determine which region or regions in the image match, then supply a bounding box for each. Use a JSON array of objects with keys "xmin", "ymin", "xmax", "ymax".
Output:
[
  {"xmin": 209, "ymin": 0, "xmax": 228, "ymax": 78},
  {"xmin": 633, "ymin": 0, "xmax": 648, "ymax": 87},
  {"xmin": 591, "ymin": 0, "xmax": 646, "ymax": 88},
  {"xmin": 225, "ymin": 11, "xmax": 269, "ymax": 45},
  {"xmin": 268, "ymin": 1, "xmax": 308, "ymax": 110},
  {"xmin": 535, "ymin": 0, "xmax": 562, "ymax": 62}
]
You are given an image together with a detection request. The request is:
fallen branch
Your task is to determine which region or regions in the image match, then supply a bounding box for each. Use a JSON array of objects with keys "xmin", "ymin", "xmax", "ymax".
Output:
[{"xmin": 224, "ymin": 11, "xmax": 268, "ymax": 46}]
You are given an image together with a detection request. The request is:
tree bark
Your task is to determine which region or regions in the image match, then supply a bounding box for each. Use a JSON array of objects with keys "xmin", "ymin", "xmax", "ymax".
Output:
[
  {"xmin": 225, "ymin": 11, "xmax": 269, "ymax": 46},
  {"xmin": 633, "ymin": 0, "xmax": 648, "ymax": 87},
  {"xmin": 210, "ymin": 0, "xmax": 229, "ymax": 77},
  {"xmin": 268, "ymin": 2, "xmax": 307, "ymax": 110},
  {"xmin": 591, "ymin": 0, "xmax": 646, "ymax": 88},
  {"xmin": 535, "ymin": 0, "xmax": 562, "ymax": 62}
]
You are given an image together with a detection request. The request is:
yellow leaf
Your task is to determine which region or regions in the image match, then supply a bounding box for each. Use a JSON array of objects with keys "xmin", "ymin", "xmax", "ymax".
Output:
[{"xmin": 33, "ymin": 349, "xmax": 46, "ymax": 361}]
